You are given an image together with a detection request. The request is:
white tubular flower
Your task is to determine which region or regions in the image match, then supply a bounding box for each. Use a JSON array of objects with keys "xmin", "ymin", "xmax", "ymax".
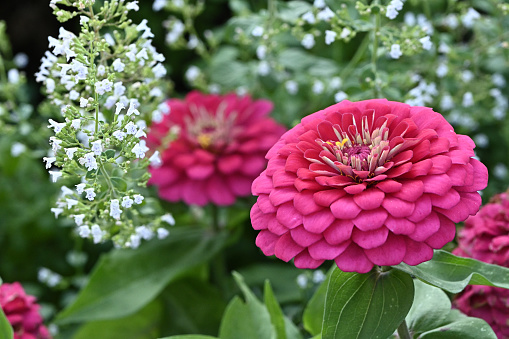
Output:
[
  {"xmin": 317, "ymin": 7, "xmax": 334, "ymax": 21},
  {"xmin": 43, "ymin": 157, "xmax": 57, "ymax": 169},
  {"xmin": 61, "ymin": 186, "xmax": 74, "ymax": 196},
  {"xmin": 161, "ymin": 213, "xmax": 175, "ymax": 225},
  {"xmin": 301, "ymin": 34, "xmax": 315, "ymax": 49},
  {"xmin": 74, "ymin": 214, "xmax": 86, "ymax": 226},
  {"xmin": 420, "ymin": 36, "xmax": 432, "ymax": 50},
  {"xmin": 285, "ymin": 81, "xmax": 298, "ymax": 95},
  {"xmin": 49, "ymin": 170, "xmax": 63, "ymax": 182},
  {"xmin": 251, "ymin": 26, "xmax": 264, "ymax": 37},
  {"xmin": 78, "ymin": 225, "xmax": 91, "ymax": 238},
  {"xmin": 127, "ymin": 101, "xmax": 140, "ymax": 116},
  {"xmin": 79, "ymin": 152, "xmax": 98, "ymax": 171},
  {"xmin": 112, "ymin": 130, "xmax": 126, "ymax": 140},
  {"xmin": 51, "ymin": 208, "xmax": 64, "ymax": 218},
  {"xmin": 84, "ymin": 188, "xmax": 96, "ymax": 201},
  {"xmin": 76, "ymin": 183, "xmax": 86, "ymax": 194},
  {"xmin": 71, "ymin": 119, "xmax": 80, "ymax": 129},
  {"xmin": 112, "ymin": 58, "xmax": 125, "ymax": 72},
  {"xmin": 157, "ymin": 228, "xmax": 170, "ymax": 239},
  {"xmin": 133, "ymin": 194, "xmax": 144, "ymax": 204},
  {"xmin": 325, "ymin": 30, "xmax": 337, "ymax": 45},
  {"xmin": 66, "ymin": 198, "xmax": 78, "ymax": 209},
  {"xmin": 136, "ymin": 226, "xmax": 154, "ymax": 240},
  {"xmin": 95, "ymin": 79, "xmax": 113, "ymax": 95},
  {"xmin": 80, "ymin": 97, "xmax": 89, "ymax": 107},
  {"xmin": 48, "ymin": 119, "xmax": 66, "ymax": 133},
  {"xmin": 302, "ymin": 11, "xmax": 316, "ymax": 24},
  {"xmin": 109, "ymin": 199, "xmax": 122, "ymax": 220},
  {"xmin": 132, "ymin": 141, "xmax": 149, "ymax": 158},
  {"xmin": 91, "ymin": 224, "xmax": 104, "ymax": 243},
  {"xmin": 149, "ymin": 150, "xmax": 162, "ymax": 167},
  {"xmin": 126, "ymin": 1, "xmax": 139, "ymax": 11},
  {"xmin": 91, "ymin": 140, "xmax": 102, "ymax": 155},
  {"xmin": 121, "ymin": 196, "xmax": 134, "ymax": 208},
  {"xmin": 390, "ymin": 44, "xmax": 403, "ymax": 59},
  {"xmin": 125, "ymin": 121, "xmax": 138, "ymax": 134}
]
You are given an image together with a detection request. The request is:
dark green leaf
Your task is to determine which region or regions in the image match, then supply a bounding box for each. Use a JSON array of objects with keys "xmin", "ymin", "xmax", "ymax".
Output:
[
  {"xmin": 322, "ymin": 267, "xmax": 414, "ymax": 339},
  {"xmin": 104, "ymin": 149, "xmax": 116, "ymax": 159},
  {"xmin": 110, "ymin": 177, "xmax": 127, "ymax": 192},
  {"xmin": 0, "ymin": 306, "xmax": 13, "ymax": 339},
  {"xmin": 277, "ymin": 1, "xmax": 312, "ymax": 22},
  {"xmin": 159, "ymin": 336, "xmax": 218, "ymax": 339},
  {"xmin": 218, "ymin": 272, "xmax": 275, "ymax": 339},
  {"xmin": 73, "ymin": 299, "xmax": 162, "ymax": 339},
  {"xmin": 405, "ymin": 280, "xmax": 453, "ymax": 334},
  {"xmin": 264, "ymin": 281, "xmax": 287, "ymax": 339},
  {"xmin": 303, "ymin": 273, "xmax": 329, "ymax": 336},
  {"xmin": 160, "ymin": 278, "xmax": 226, "ymax": 336},
  {"xmin": 394, "ymin": 250, "xmax": 509, "ymax": 293},
  {"xmin": 418, "ymin": 316, "xmax": 496, "ymax": 339},
  {"xmin": 56, "ymin": 228, "xmax": 228, "ymax": 324}
]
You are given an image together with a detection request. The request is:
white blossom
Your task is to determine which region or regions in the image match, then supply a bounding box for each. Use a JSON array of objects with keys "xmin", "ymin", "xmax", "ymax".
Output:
[
  {"xmin": 126, "ymin": 1, "xmax": 139, "ymax": 11},
  {"xmin": 313, "ymin": 0, "xmax": 325, "ymax": 9},
  {"xmin": 161, "ymin": 213, "xmax": 175, "ymax": 225},
  {"xmin": 97, "ymin": 65, "xmax": 106, "ymax": 76},
  {"xmin": 185, "ymin": 66, "xmax": 200, "ymax": 82},
  {"xmin": 440, "ymin": 94, "xmax": 454, "ymax": 110},
  {"xmin": 462, "ymin": 70, "xmax": 474, "ymax": 83},
  {"xmin": 74, "ymin": 214, "xmax": 85, "ymax": 226},
  {"xmin": 61, "ymin": 186, "xmax": 74, "ymax": 197},
  {"xmin": 492, "ymin": 73, "xmax": 506, "ymax": 88},
  {"xmin": 136, "ymin": 226, "xmax": 154, "ymax": 240},
  {"xmin": 153, "ymin": 0, "xmax": 167, "ymax": 11},
  {"xmin": 71, "ymin": 119, "xmax": 80, "ymax": 129},
  {"xmin": 127, "ymin": 101, "xmax": 140, "ymax": 116},
  {"xmin": 462, "ymin": 92, "xmax": 474, "ymax": 107},
  {"xmin": 334, "ymin": 91, "xmax": 348, "ymax": 103},
  {"xmin": 133, "ymin": 194, "xmax": 144, "ymax": 204},
  {"xmin": 113, "ymin": 130, "xmax": 126, "ymax": 140},
  {"xmin": 91, "ymin": 140, "xmax": 102, "ymax": 156},
  {"xmin": 256, "ymin": 45, "xmax": 267, "ymax": 59},
  {"xmin": 66, "ymin": 198, "xmax": 78, "ymax": 209},
  {"xmin": 84, "ymin": 188, "xmax": 96, "ymax": 201},
  {"xmin": 325, "ymin": 30, "xmax": 337, "ymax": 45},
  {"xmin": 436, "ymin": 63, "xmax": 448, "ymax": 78},
  {"xmin": 297, "ymin": 274, "xmax": 308, "ymax": 288},
  {"xmin": 51, "ymin": 207, "xmax": 64, "ymax": 218},
  {"xmin": 152, "ymin": 63, "xmax": 167, "ymax": 78},
  {"xmin": 419, "ymin": 36, "xmax": 432, "ymax": 50},
  {"xmin": 317, "ymin": 7, "xmax": 334, "ymax": 21},
  {"xmin": 125, "ymin": 121, "xmax": 138, "ymax": 135},
  {"xmin": 302, "ymin": 11, "xmax": 316, "ymax": 24},
  {"xmin": 109, "ymin": 199, "xmax": 122, "ymax": 220},
  {"xmin": 285, "ymin": 80, "xmax": 298, "ymax": 95},
  {"xmin": 76, "ymin": 183, "xmax": 86, "ymax": 194},
  {"xmin": 95, "ymin": 79, "xmax": 113, "ymax": 95},
  {"xmin": 257, "ymin": 61, "xmax": 270, "ymax": 76},
  {"xmin": 91, "ymin": 224, "xmax": 104, "ymax": 243},
  {"xmin": 312, "ymin": 270, "xmax": 326, "ymax": 283},
  {"xmin": 129, "ymin": 234, "xmax": 141, "ymax": 249},
  {"xmin": 121, "ymin": 196, "xmax": 134, "ymax": 208},
  {"xmin": 301, "ymin": 34, "xmax": 315, "ymax": 49},
  {"xmin": 132, "ymin": 141, "xmax": 149, "ymax": 158},
  {"xmin": 390, "ymin": 44, "xmax": 402, "ymax": 59},
  {"xmin": 43, "ymin": 157, "xmax": 57, "ymax": 169},
  {"xmin": 157, "ymin": 228, "xmax": 170, "ymax": 239},
  {"xmin": 312, "ymin": 80, "xmax": 324, "ymax": 94},
  {"xmin": 112, "ymin": 58, "xmax": 125, "ymax": 72},
  {"xmin": 79, "ymin": 152, "xmax": 98, "ymax": 171},
  {"xmin": 80, "ymin": 97, "xmax": 89, "ymax": 107},
  {"xmin": 149, "ymin": 151, "xmax": 162, "ymax": 167},
  {"xmin": 462, "ymin": 8, "xmax": 480, "ymax": 28},
  {"xmin": 78, "ymin": 225, "xmax": 91, "ymax": 238},
  {"xmin": 251, "ymin": 26, "xmax": 264, "ymax": 37},
  {"xmin": 49, "ymin": 170, "xmax": 63, "ymax": 182}
]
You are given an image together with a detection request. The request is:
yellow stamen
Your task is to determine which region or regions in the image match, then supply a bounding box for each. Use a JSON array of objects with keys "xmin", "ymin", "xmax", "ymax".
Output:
[
  {"xmin": 197, "ymin": 134, "xmax": 212, "ymax": 148},
  {"xmin": 335, "ymin": 138, "xmax": 349, "ymax": 148}
]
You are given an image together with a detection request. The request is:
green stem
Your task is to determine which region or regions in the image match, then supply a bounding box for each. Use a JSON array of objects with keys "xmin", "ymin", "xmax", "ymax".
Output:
[
  {"xmin": 339, "ymin": 33, "xmax": 370, "ymax": 80},
  {"xmin": 98, "ymin": 159, "xmax": 116, "ymax": 197},
  {"xmin": 371, "ymin": 7, "xmax": 381, "ymax": 98},
  {"xmin": 397, "ymin": 319, "xmax": 412, "ymax": 339},
  {"xmin": 210, "ymin": 205, "xmax": 229, "ymax": 296}
]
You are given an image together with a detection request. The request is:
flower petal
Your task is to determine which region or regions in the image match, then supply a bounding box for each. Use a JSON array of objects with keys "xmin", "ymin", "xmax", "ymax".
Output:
[
  {"xmin": 308, "ymin": 239, "xmax": 351, "ymax": 260},
  {"xmin": 382, "ymin": 196, "xmax": 415, "ymax": 218},
  {"xmin": 274, "ymin": 233, "xmax": 304, "ymax": 262},
  {"xmin": 293, "ymin": 250, "xmax": 324, "ymax": 269},
  {"xmin": 335, "ymin": 243, "xmax": 374, "ymax": 273},
  {"xmin": 303, "ymin": 209, "xmax": 336, "ymax": 234},
  {"xmin": 291, "ymin": 226, "xmax": 322, "ymax": 247},
  {"xmin": 351, "ymin": 227, "xmax": 389, "ymax": 249},
  {"xmin": 331, "ymin": 196, "xmax": 362, "ymax": 219},
  {"xmin": 255, "ymin": 230, "xmax": 279, "ymax": 256},
  {"xmin": 353, "ymin": 188, "xmax": 385, "ymax": 210},
  {"xmin": 403, "ymin": 238, "xmax": 434, "ymax": 265},
  {"xmin": 323, "ymin": 220, "xmax": 355, "ymax": 245},
  {"xmin": 353, "ymin": 208, "xmax": 388, "ymax": 231},
  {"xmin": 364, "ymin": 233, "xmax": 406, "ymax": 266}
]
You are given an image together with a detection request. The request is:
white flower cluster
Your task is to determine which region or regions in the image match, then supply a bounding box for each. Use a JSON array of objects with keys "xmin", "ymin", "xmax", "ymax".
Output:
[
  {"xmin": 405, "ymin": 79, "xmax": 438, "ymax": 107},
  {"xmin": 386, "ymin": 0, "xmax": 404, "ymax": 20},
  {"xmin": 38, "ymin": 0, "xmax": 172, "ymax": 248}
]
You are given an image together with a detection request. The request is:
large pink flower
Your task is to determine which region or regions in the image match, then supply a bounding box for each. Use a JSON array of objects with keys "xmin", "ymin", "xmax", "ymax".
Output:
[
  {"xmin": 453, "ymin": 193, "xmax": 509, "ymax": 338},
  {"xmin": 251, "ymin": 99, "xmax": 488, "ymax": 273},
  {"xmin": 147, "ymin": 91, "xmax": 286, "ymax": 206},
  {"xmin": 0, "ymin": 282, "xmax": 51, "ymax": 339}
]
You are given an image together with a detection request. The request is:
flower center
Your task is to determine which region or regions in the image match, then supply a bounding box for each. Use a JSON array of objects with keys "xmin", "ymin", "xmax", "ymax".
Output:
[
  {"xmin": 185, "ymin": 101, "xmax": 238, "ymax": 152},
  {"xmin": 314, "ymin": 113, "xmax": 400, "ymax": 181}
]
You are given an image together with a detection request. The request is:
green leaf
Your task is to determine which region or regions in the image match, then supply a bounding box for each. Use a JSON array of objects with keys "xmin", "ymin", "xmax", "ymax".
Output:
[
  {"xmin": 394, "ymin": 250, "xmax": 509, "ymax": 293},
  {"xmin": 264, "ymin": 281, "xmax": 287, "ymax": 339},
  {"xmin": 219, "ymin": 272, "xmax": 275, "ymax": 339},
  {"xmin": 160, "ymin": 278, "xmax": 226, "ymax": 336},
  {"xmin": 418, "ymin": 316, "xmax": 496, "ymax": 339},
  {"xmin": 303, "ymin": 273, "xmax": 330, "ymax": 336},
  {"xmin": 104, "ymin": 149, "xmax": 116, "ymax": 159},
  {"xmin": 0, "ymin": 306, "xmax": 13, "ymax": 339},
  {"xmin": 405, "ymin": 280, "xmax": 497, "ymax": 338},
  {"xmin": 110, "ymin": 177, "xmax": 127, "ymax": 192},
  {"xmin": 322, "ymin": 267, "xmax": 414, "ymax": 339},
  {"xmin": 56, "ymin": 228, "xmax": 228, "ymax": 324},
  {"xmin": 72, "ymin": 299, "xmax": 162, "ymax": 339},
  {"xmin": 405, "ymin": 280, "xmax": 452, "ymax": 334},
  {"xmin": 277, "ymin": 1, "xmax": 312, "ymax": 22},
  {"xmin": 159, "ymin": 336, "xmax": 218, "ymax": 339}
]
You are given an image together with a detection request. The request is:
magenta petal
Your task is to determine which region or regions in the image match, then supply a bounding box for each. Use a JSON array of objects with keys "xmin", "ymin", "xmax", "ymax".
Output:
[
  {"xmin": 272, "ymin": 169, "xmax": 297, "ymax": 188},
  {"xmin": 250, "ymin": 204, "xmax": 269, "ymax": 230},
  {"xmin": 217, "ymin": 154, "xmax": 242, "ymax": 174},
  {"xmin": 269, "ymin": 187, "xmax": 297, "ymax": 206},
  {"xmin": 268, "ymin": 219, "xmax": 288, "ymax": 235},
  {"xmin": 314, "ymin": 189, "xmax": 345, "ymax": 207},
  {"xmin": 255, "ymin": 230, "xmax": 279, "ymax": 256},
  {"xmin": 186, "ymin": 163, "xmax": 215, "ymax": 180},
  {"xmin": 294, "ymin": 191, "xmax": 322, "ymax": 215},
  {"xmin": 293, "ymin": 250, "xmax": 324, "ymax": 269},
  {"xmin": 149, "ymin": 167, "xmax": 179, "ymax": 186},
  {"xmin": 431, "ymin": 189, "xmax": 461, "ymax": 209},
  {"xmin": 425, "ymin": 214, "xmax": 456, "ymax": 248},
  {"xmin": 364, "ymin": 233, "xmax": 406, "ymax": 266},
  {"xmin": 276, "ymin": 202, "xmax": 303, "ymax": 229},
  {"xmin": 385, "ymin": 216, "xmax": 415, "ymax": 235},
  {"xmin": 331, "ymin": 196, "xmax": 362, "ymax": 219},
  {"xmin": 274, "ymin": 233, "xmax": 304, "ymax": 262},
  {"xmin": 382, "ymin": 196, "xmax": 415, "ymax": 218},
  {"xmin": 290, "ymin": 226, "xmax": 322, "ymax": 247},
  {"xmin": 257, "ymin": 195, "xmax": 276, "ymax": 213},
  {"xmin": 335, "ymin": 243, "xmax": 374, "ymax": 273},
  {"xmin": 308, "ymin": 239, "xmax": 351, "ymax": 260},
  {"xmin": 421, "ymin": 174, "xmax": 452, "ymax": 196},
  {"xmin": 352, "ymin": 227, "xmax": 389, "ymax": 249},
  {"xmin": 207, "ymin": 176, "xmax": 235, "ymax": 206},
  {"xmin": 429, "ymin": 155, "xmax": 452, "ymax": 175},
  {"xmin": 456, "ymin": 158, "xmax": 488, "ymax": 192},
  {"xmin": 408, "ymin": 212, "xmax": 440, "ymax": 242},
  {"xmin": 375, "ymin": 180, "xmax": 402, "ymax": 193},
  {"xmin": 182, "ymin": 180, "xmax": 208, "ymax": 206},
  {"xmin": 353, "ymin": 208, "xmax": 388, "ymax": 231},
  {"xmin": 252, "ymin": 171, "xmax": 273, "ymax": 195},
  {"xmin": 343, "ymin": 183, "xmax": 367, "ymax": 194},
  {"xmin": 407, "ymin": 195, "xmax": 432, "ymax": 223},
  {"xmin": 303, "ymin": 209, "xmax": 336, "ymax": 233},
  {"xmin": 227, "ymin": 175, "xmax": 253, "ymax": 196},
  {"xmin": 353, "ymin": 188, "xmax": 385, "ymax": 210},
  {"xmin": 403, "ymin": 238, "xmax": 434, "ymax": 265},
  {"xmin": 392, "ymin": 180, "xmax": 424, "ymax": 202},
  {"xmin": 323, "ymin": 220, "xmax": 354, "ymax": 245}
]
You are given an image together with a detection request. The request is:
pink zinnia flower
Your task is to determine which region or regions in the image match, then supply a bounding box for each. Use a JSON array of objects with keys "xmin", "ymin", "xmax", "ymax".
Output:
[
  {"xmin": 453, "ymin": 192, "xmax": 509, "ymax": 338},
  {"xmin": 251, "ymin": 99, "xmax": 488, "ymax": 273},
  {"xmin": 147, "ymin": 91, "xmax": 286, "ymax": 206},
  {"xmin": 0, "ymin": 282, "xmax": 51, "ymax": 339}
]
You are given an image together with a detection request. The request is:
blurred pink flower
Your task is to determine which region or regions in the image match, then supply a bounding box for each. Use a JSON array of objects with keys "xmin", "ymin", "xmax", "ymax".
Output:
[
  {"xmin": 0, "ymin": 282, "xmax": 51, "ymax": 339},
  {"xmin": 147, "ymin": 91, "xmax": 286, "ymax": 206},
  {"xmin": 251, "ymin": 99, "xmax": 487, "ymax": 273},
  {"xmin": 454, "ymin": 193, "xmax": 509, "ymax": 338},
  {"xmin": 454, "ymin": 285, "xmax": 509, "ymax": 339}
]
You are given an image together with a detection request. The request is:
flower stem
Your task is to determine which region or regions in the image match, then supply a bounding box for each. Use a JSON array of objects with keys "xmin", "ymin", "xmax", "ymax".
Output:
[
  {"xmin": 210, "ymin": 205, "xmax": 229, "ymax": 296},
  {"xmin": 397, "ymin": 319, "xmax": 412, "ymax": 339},
  {"xmin": 371, "ymin": 7, "xmax": 381, "ymax": 98}
]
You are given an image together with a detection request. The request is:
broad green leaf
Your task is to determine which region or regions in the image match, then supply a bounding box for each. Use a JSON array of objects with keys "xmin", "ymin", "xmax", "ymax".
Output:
[
  {"xmin": 405, "ymin": 280, "xmax": 452, "ymax": 334},
  {"xmin": 394, "ymin": 250, "xmax": 509, "ymax": 293},
  {"xmin": 277, "ymin": 1, "xmax": 312, "ymax": 22},
  {"xmin": 219, "ymin": 272, "xmax": 275, "ymax": 339},
  {"xmin": 303, "ymin": 274, "xmax": 329, "ymax": 336},
  {"xmin": 56, "ymin": 228, "xmax": 228, "ymax": 324},
  {"xmin": 322, "ymin": 267, "xmax": 414, "ymax": 339},
  {"xmin": 73, "ymin": 299, "xmax": 162, "ymax": 339},
  {"xmin": 0, "ymin": 306, "xmax": 13, "ymax": 339},
  {"xmin": 159, "ymin": 336, "xmax": 218, "ymax": 339},
  {"xmin": 418, "ymin": 316, "xmax": 496, "ymax": 339},
  {"xmin": 264, "ymin": 281, "xmax": 287, "ymax": 339},
  {"xmin": 110, "ymin": 177, "xmax": 127, "ymax": 192},
  {"xmin": 159, "ymin": 278, "xmax": 226, "ymax": 336}
]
